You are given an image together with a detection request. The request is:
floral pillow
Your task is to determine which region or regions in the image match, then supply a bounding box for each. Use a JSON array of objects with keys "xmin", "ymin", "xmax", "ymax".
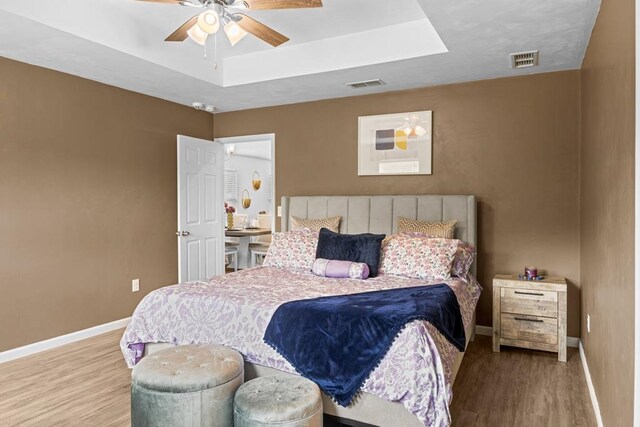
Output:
[
  {"xmin": 262, "ymin": 229, "xmax": 319, "ymax": 271},
  {"xmin": 390, "ymin": 232, "xmax": 476, "ymax": 277},
  {"xmin": 451, "ymin": 241, "xmax": 476, "ymax": 277},
  {"xmin": 379, "ymin": 235, "xmax": 458, "ymax": 281}
]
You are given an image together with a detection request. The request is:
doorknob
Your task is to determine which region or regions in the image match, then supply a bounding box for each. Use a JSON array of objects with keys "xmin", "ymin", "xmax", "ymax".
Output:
[{"xmin": 176, "ymin": 231, "xmax": 191, "ymax": 237}]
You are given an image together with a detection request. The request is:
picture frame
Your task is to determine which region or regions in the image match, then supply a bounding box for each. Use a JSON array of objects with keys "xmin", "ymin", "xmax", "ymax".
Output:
[{"xmin": 358, "ymin": 111, "xmax": 433, "ymax": 176}]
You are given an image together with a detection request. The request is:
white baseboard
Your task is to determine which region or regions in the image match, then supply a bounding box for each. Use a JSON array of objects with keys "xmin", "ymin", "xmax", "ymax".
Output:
[
  {"xmin": 0, "ymin": 317, "xmax": 130, "ymax": 364},
  {"xmin": 579, "ymin": 341, "xmax": 604, "ymax": 427},
  {"xmin": 474, "ymin": 325, "xmax": 579, "ymax": 348}
]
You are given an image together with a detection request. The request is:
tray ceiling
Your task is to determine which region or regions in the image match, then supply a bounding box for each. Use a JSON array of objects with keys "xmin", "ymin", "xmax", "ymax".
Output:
[{"xmin": 0, "ymin": 0, "xmax": 600, "ymax": 112}]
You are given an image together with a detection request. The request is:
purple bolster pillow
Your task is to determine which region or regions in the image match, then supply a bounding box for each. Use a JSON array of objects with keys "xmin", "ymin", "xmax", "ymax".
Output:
[{"xmin": 312, "ymin": 258, "xmax": 370, "ymax": 280}]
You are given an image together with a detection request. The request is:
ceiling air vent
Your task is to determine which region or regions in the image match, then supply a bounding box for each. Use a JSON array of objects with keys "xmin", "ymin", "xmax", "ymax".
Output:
[
  {"xmin": 510, "ymin": 50, "xmax": 539, "ymax": 69},
  {"xmin": 346, "ymin": 79, "xmax": 386, "ymax": 89}
]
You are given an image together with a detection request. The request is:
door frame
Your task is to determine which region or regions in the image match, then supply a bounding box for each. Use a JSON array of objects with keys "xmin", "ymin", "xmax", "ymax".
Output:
[
  {"xmin": 214, "ymin": 133, "xmax": 277, "ymax": 231},
  {"xmin": 635, "ymin": 0, "xmax": 639, "ymax": 422}
]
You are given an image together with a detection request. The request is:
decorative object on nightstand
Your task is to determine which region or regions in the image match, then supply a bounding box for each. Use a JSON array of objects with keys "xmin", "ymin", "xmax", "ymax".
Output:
[
  {"xmin": 492, "ymin": 273, "xmax": 567, "ymax": 362},
  {"xmin": 524, "ymin": 266, "xmax": 538, "ymax": 279}
]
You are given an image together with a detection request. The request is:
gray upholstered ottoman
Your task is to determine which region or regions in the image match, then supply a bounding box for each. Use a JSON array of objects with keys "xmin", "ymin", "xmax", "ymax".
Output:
[
  {"xmin": 233, "ymin": 375, "xmax": 323, "ymax": 427},
  {"xmin": 131, "ymin": 344, "xmax": 244, "ymax": 427}
]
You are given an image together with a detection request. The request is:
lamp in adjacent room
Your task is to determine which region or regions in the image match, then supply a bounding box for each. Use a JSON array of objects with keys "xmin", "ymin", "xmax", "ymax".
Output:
[{"xmin": 225, "ymin": 144, "xmax": 235, "ymax": 160}]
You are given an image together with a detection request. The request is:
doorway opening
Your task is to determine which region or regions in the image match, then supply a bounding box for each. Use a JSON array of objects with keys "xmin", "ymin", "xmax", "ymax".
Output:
[{"xmin": 216, "ymin": 134, "xmax": 275, "ymax": 270}]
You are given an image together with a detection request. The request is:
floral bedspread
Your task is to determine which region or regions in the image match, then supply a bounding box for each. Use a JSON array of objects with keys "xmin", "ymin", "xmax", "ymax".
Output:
[{"xmin": 120, "ymin": 267, "xmax": 481, "ymax": 426}]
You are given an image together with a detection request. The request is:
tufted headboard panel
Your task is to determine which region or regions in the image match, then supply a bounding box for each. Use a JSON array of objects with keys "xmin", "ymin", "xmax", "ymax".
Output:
[{"xmin": 281, "ymin": 195, "xmax": 477, "ymax": 275}]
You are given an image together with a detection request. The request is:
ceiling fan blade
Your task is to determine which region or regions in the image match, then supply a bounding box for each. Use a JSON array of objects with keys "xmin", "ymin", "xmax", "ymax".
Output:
[
  {"xmin": 236, "ymin": 14, "xmax": 289, "ymax": 47},
  {"xmin": 135, "ymin": 0, "xmax": 183, "ymax": 4},
  {"xmin": 165, "ymin": 15, "xmax": 198, "ymax": 41},
  {"xmin": 136, "ymin": 0, "xmax": 204, "ymax": 6},
  {"xmin": 243, "ymin": 0, "xmax": 322, "ymax": 10}
]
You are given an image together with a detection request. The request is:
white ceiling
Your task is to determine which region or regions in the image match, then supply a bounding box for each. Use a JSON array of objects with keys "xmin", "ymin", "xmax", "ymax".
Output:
[
  {"xmin": 0, "ymin": 0, "xmax": 600, "ymax": 112},
  {"xmin": 228, "ymin": 140, "xmax": 272, "ymax": 160}
]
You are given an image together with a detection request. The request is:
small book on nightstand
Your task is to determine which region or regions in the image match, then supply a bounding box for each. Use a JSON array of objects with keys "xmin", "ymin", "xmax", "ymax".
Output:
[{"xmin": 492, "ymin": 274, "xmax": 568, "ymax": 362}]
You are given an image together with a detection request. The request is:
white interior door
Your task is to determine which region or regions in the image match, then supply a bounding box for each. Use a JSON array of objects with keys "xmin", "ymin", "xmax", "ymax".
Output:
[{"xmin": 177, "ymin": 135, "xmax": 224, "ymax": 282}]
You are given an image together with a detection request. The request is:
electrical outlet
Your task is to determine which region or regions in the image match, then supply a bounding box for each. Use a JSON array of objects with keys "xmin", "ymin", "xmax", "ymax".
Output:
[
  {"xmin": 277, "ymin": 206, "xmax": 282, "ymax": 217},
  {"xmin": 132, "ymin": 279, "xmax": 140, "ymax": 293},
  {"xmin": 587, "ymin": 314, "xmax": 591, "ymax": 333}
]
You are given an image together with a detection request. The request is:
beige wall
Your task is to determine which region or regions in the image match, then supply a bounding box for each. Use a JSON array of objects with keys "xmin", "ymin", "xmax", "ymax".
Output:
[
  {"xmin": 214, "ymin": 71, "xmax": 582, "ymax": 336},
  {"xmin": 0, "ymin": 58, "xmax": 213, "ymax": 351},
  {"xmin": 580, "ymin": 0, "xmax": 635, "ymax": 424}
]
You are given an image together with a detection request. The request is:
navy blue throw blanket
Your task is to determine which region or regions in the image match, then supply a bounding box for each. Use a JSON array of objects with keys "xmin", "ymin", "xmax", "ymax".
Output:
[{"xmin": 263, "ymin": 284, "xmax": 465, "ymax": 406}]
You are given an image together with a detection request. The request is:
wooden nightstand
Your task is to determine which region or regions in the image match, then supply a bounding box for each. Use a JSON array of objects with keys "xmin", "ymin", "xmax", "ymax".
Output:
[{"xmin": 492, "ymin": 274, "xmax": 567, "ymax": 362}]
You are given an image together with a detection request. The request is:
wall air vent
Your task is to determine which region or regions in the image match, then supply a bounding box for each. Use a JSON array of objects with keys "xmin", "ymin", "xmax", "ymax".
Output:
[
  {"xmin": 509, "ymin": 50, "xmax": 539, "ymax": 69},
  {"xmin": 346, "ymin": 79, "xmax": 386, "ymax": 89}
]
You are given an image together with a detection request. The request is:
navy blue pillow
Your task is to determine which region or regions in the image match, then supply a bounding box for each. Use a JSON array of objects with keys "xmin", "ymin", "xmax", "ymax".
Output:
[{"xmin": 315, "ymin": 228, "xmax": 386, "ymax": 277}]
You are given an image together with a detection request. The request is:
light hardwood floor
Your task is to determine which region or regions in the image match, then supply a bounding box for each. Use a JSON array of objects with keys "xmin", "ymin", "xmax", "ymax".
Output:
[
  {"xmin": 0, "ymin": 330, "xmax": 130, "ymax": 427},
  {"xmin": 0, "ymin": 331, "xmax": 596, "ymax": 426},
  {"xmin": 451, "ymin": 336, "xmax": 596, "ymax": 427}
]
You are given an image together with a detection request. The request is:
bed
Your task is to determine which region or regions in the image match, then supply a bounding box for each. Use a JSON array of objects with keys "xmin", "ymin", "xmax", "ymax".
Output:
[{"xmin": 121, "ymin": 195, "xmax": 480, "ymax": 427}]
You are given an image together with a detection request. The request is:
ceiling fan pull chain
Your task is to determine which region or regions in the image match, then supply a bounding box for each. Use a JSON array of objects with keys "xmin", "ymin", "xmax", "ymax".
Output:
[
  {"xmin": 213, "ymin": 33, "xmax": 218, "ymax": 70},
  {"xmin": 203, "ymin": 37, "xmax": 207, "ymax": 59}
]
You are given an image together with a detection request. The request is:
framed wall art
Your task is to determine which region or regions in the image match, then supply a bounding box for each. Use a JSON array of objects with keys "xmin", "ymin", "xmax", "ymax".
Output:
[{"xmin": 358, "ymin": 111, "xmax": 433, "ymax": 176}]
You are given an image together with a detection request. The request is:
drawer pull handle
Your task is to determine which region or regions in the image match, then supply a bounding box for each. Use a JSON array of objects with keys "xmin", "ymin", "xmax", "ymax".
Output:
[
  {"xmin": 514, "ymin": 317, "xmax": 544, "ymax": 323},
  {"xmin": 514, "ymin": 291, "xmax": 544, "ymax": 296}
]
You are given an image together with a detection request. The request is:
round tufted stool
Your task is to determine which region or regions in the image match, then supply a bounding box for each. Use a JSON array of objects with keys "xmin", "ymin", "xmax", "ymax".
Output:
[
  {"xmin": 233, "ymin": 375, "xmax": 323, "ymax": 427},
  {"xmin": 131, "ymin": 344, "xmax": 244, "ymax": 427}
]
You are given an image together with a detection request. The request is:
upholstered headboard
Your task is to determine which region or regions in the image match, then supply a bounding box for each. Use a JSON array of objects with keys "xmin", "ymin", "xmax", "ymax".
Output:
[{"xmin": 281, "ymin": 195, "xmax": 477, "ymax": 274}]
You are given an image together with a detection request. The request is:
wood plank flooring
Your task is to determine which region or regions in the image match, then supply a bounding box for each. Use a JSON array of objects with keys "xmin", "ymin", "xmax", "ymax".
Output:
[
  {"xmin": 0, "ymin": 331, "xmax": 596, "ymax": 426},
  {"xmin": 451, "ymin": 336, "xmax": 596, "ymax": 427},
  {"xmin": 0, "ymin": 330, "xmax": 130, "ymax": 427}
]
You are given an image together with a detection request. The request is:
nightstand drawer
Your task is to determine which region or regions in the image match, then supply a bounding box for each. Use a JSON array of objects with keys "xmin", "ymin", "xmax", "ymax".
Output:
[
  {"xmin": 500, "ymin": 288, "xmax": 558, "ymax": 318},
  {"xmin": 500, "ymin": 313, "xmax": 558, "ymax": 345}
]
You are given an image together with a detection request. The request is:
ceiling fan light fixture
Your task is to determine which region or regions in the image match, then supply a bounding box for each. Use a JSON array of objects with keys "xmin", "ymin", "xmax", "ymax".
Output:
[
  {"xmin": 197, "ymin": 10, "xmax": 220, "ymax": 34},
  {"xmin": 224, "ymin": 20, "xmax": 248, "ymax": 46},
  {"xmin": 187, "ymin": 24, "xmax": 208, "ymax": 45},
  {"xmin": 230, "ymin": 1, "xmax": 249, "ymax": 9},
  {"xmin": 178, "ymin": 0, "xmax": 199, "ymax": 6}
]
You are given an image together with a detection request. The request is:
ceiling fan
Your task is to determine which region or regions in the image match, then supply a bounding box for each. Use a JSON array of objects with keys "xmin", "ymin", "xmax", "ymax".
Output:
[{"xmin": 136, "ymin": 0, "xmax": 323, "ymax": 48}]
